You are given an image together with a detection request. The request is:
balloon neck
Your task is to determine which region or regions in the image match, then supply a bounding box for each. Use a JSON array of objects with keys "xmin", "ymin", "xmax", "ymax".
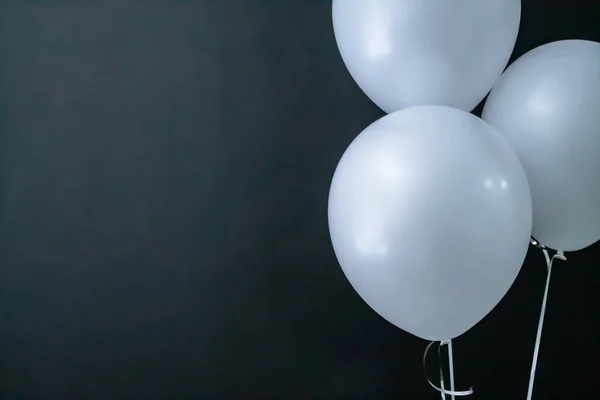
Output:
[
  {"xmin": 530, "ymin": 237, "xmax": 544, "ymax": 249},
  {"xmin": 530, "ymin": 238, "xmax": 566, "ymax": 261}
]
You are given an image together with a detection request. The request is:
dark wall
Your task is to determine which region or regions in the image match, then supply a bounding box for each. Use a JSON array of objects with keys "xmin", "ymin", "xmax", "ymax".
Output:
[{"xmin": 0, "ymin": 1, "xmax": 598, "ymax": 398}]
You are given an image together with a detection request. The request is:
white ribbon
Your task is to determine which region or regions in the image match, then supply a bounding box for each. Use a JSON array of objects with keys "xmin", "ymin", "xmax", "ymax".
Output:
[
  {"xmin": 526, "ymin": 244, "xmax": 566, "ymax": 400},
  {"xmin": 423, "ymin": 340, "xmax": 474, "ymax": 399}
]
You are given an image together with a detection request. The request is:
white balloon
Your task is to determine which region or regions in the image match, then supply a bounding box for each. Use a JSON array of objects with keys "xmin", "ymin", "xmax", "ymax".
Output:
[
  {"xmin": 328, "ymin": 106, "xmax": 532, "ymax": 341},
  {"xmin": 332, "ymin": 0, "xmax": 521, "ymax": 113},
  {"xmin": 482, "ymin": 40, "xmax": 600, "ymax": 252}
]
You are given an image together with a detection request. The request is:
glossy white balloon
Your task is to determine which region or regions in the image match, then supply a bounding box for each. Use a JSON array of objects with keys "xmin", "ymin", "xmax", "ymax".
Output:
[
  {"xmin": 332, "ymin": 0, "xmax": 521, "ymax": 113},
  {"xmin": 328, "ymin": 106, "xmax": 532, "ymax": 341},
  {"xmin": 483, "ymin": 40, "xmax": 600, "ymax": 252}
]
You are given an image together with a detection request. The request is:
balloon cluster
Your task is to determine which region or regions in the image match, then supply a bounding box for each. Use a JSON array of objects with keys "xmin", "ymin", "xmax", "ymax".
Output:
[{"xmin": 328, "ymin": 0, "xmax": 600, "ymax": 344}]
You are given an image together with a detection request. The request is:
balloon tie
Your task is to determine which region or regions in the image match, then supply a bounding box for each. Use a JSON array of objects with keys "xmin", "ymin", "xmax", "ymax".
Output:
[
  {"xmin": 526, "ymin": 240, "xmax": 567, "ymax": 400},
  {"xmin": 423, "ymin": 340, "xmax": 474, "ymax": 399}
]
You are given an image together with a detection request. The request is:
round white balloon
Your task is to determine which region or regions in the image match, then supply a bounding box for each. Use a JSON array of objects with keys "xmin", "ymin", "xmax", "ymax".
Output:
[
  {"xmin": 328, "ymin": 106, "xmax": 532, "ymax": 341},
  {"xmin": 332, "ymin": 0, "xmax": 521, "ymax": 113},
  {"xmin": 482, "ymin": 40, "xmax": 600, "ymax": 252}
]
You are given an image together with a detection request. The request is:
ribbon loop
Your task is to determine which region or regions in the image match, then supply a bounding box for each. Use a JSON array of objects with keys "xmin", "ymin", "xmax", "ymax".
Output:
[{"xmin": 423, "ymin": 340, "xmax": 474, "ymax": 399}]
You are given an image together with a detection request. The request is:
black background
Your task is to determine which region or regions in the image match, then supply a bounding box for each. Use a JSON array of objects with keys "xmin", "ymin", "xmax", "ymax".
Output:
[{"xmin": 1, "ymin": 1, "xmax": 598, "ymax": 398}]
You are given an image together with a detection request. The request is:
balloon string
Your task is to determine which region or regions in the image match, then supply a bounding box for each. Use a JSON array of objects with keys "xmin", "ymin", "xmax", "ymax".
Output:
[
  {"xmin": 423, "ymin": 340, "xmax": 473, "ymax": 398},
  {"xmin": 448, "ymin": 340, "xmax": 456, "ymax": 400},
  {"xmin": 526, "ymin": 247, "xmax": 567, "ymax": 400}
]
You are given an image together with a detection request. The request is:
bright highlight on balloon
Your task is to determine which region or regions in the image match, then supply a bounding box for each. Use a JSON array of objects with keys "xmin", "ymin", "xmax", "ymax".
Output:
[
  {"xmin": 332, "ymin": 0, "xmax": 521, "ymax": 113},
  {"xmin": 328, "ymin": 105, "xmax": 533, "ymax": 341},
  {"xmin": 482, "ymin": 39, "xmax": 600, "ymax": 252}
]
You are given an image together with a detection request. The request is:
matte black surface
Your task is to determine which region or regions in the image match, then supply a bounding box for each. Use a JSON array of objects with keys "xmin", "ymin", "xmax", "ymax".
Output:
[{"xmin": 0, "ymin": 1, "xmax": 598, "ymax": 398}]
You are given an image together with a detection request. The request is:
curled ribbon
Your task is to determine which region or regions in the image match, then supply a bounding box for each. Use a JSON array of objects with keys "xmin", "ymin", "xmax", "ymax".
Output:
[
  {"xmin": 423, "ymin": 340, "xmax": 474, "ymax": 399},
  {"xmin": 526, "ymin": 238, "xmax": 567, "ymax": 400}
]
